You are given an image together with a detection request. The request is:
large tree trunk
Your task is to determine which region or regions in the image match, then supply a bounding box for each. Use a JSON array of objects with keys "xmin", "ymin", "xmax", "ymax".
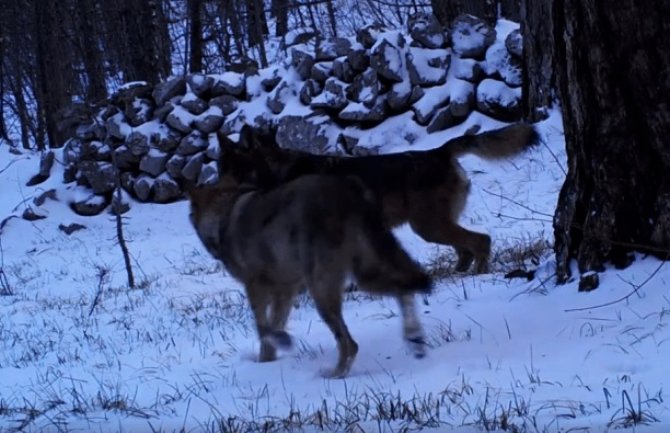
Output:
[
  {"xmin": 545, "ymin": 0, "xmax": 670, "ymax": 286},
  {"xmin": 188, "ymin": 0, "xmax": 203, "ymax": 73},
  {"xmin": 430, "ymin": 0, "xmax": 497, "ymax": 26}
]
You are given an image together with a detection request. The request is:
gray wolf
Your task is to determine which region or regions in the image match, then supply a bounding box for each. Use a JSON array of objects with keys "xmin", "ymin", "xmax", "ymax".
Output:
[
  {"xmin": 227, "ymin": 124, "xmax": 539, "ymax": 274},
  {"xmin": 186, "ymin": 143, "xmax": 432, "ymax": 378}
]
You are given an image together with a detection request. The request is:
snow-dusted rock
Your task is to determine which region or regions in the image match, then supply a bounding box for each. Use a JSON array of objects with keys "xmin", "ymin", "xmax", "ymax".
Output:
[
  {"xmin": 276, "ymin": 115, "xmax": 331, "ymax": 153},
  {"xmin": 71, "ymin": 192, "xmax": 110, "ymax": 216},
  {"xmin": 266, "ymin": 80, "xmax": 295, "ymax": 114},
  {"xmin": 181, "ymin": 152, "xmax": 206, "ymax": 181},
  {"xmin": 316, "ymin": 37, "xmax": 352, "ymax": 61},
  {"xmin": 283, "ymin": 27, "xmax": 318, "ymax": 48},
  {"xmin": 186, "ymin": 74, "xmax": 216, "ymax": 98},
  {"xmin": 505, "ymin": 29, "xmax": 523, "ymax": 58},
  {"xmin": 299, "ymin": 79, "xmax": 322, "ymax": 105},
  {"xmin": 194, "ymin": 106, "xmax": 224, "ymax": 133},
  {"xmin": 152, "ymin": 77, "xmax": 186, "ymax": 106},
  {"xmin": 211, "ymin": 72, "xmax": 245, "ymax": 97},
  {"xmin": 339, "ymin": 97, "xmax": 387, "ymax": 123},
  {"xmin": 180, "ymin": 91, "xmax": 209, "ymax": 115},
  {"xmin": 153, "ymin": 175, "xmax": 182, "ymax": 203},
  {"xmin": 105, "ymin": 112, "xmax": 131, "ymax": 139},
  {"xmin": 476, "ymin": 78, "xmax": 522, "ymax": 121},
  {"xmin": 370, "ymin": 39, "xmax": 405, "ymax": 83},
  {"xmin": 126, "ymin": 130, "xmax": 150, "ymax": 156},
  {"xmin": 124, "ymin": 98, "xmax": 154, "ymax": 127},
  {"xmin": 347, "ymin": 47, "xmax": 369, "ymax": 72},
  {"xmin": 483, "ymin": 42, "xmax": 523, "ymax": 87},
  {"xmin": 451, "ymin": 57, "xmax": 484, "ymax": 82},
  {"xmin": 291, "ymin": 49, "xmax": 315, "ymax": 81},
  {"xmin": 165, "ymin": 154, "xmax": 187, "ymax": 179},
  {"xmin": 310, "ymin": 62, "xmax": 332, "ymax": 83},
  {"xmin": 209, "ymin": 94, "xmax": 238, "ymax": 116},
  {"xmin": 450, "ymin": 14, "xmax": 496, "ymax": 59},
  {"xmin": 408, "ymin": 12, "xmax": 445, "ymax": 49},
  {"xmin": 133, "ymin": 174, "xmax": 153, "ymax": 201},
  {"xmin": 347, "ymin": 67, "xmax": 380, "ymax": 107},
  {"xmin": 356, "ymin": 22, "xmax": 387, "ymax": 49},
  {"xmin": 333, "ymin": 56, "xmax": 355, "ymax": 82},
  {"xmin": 165, "ymin": 106, "xmax": 196, "ymax": 133},
  {"xmin": 197, "ymin": 161, "xmax": 218, "ymax": 186},
  {"xmin": 412, "ymin": 82, "xmax": 451, "ymax": 125},
  {"xmin": 310, "ymin": 78, "xmax": 348, "ymax": 111},
  {"xmin": 176, "ymin": 131, "xmax": 208, "ymax": 156},
  {"xmin": 113, "ymin": 145, "xmax": 141, "ymax": 170},
  {"xmin": 78, "ymin": 161, "xmax": 116, "ymax": 194},
  {"xmin": 406, "ymin": 47, "xmax": 449, "ymax": 86},
  {"xmin": 139, "ymin": 148, "xmax": 169, "ymax": 177}
]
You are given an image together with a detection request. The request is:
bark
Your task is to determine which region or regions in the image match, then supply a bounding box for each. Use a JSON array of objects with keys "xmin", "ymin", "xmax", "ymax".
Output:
[
  {"xmin": 271, "ymin": 0, "xmax": 289, "ymax": 37},
  {"xmin": 189, "ymin": 0, "xmax": 204, "ymax": 73},
  {"xmin": 430, "ymin": 0, "xmax": 497, "ymax": 26},
  {"xmin": 550, "ymin": 0, "xmax": 670, "ymax": 284},
  {"xmin": 75, "ymin": 0, "xmax": 108, "ymax": 103},
  {"xmin": 247, "ymin": 0, "xmax": 268, "ymax": 67},
  {"xmin": 520, "ymin": 0, "xmax": 558, "ymax": 121}
]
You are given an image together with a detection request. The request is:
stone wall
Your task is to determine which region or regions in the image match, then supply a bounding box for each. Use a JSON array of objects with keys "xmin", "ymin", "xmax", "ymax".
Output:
[{"xmin": 57, "ymin": 13, "xmax": 524, "ymax": 216}]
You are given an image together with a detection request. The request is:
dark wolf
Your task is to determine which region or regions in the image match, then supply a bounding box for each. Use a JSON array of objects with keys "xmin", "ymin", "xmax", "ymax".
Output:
[
  {"xmin": 186, "ymin": 142, "xmax": 432, "ymax": 378},
  {"xmin": 227, "ymin": 124, "xmax": 540, "ymax": 274}
]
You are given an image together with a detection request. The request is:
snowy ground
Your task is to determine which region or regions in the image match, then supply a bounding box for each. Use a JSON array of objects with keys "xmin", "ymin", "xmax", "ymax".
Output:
[{"xmin": 1, "ymin": 108, "xmax": 668, "ymax": 433}]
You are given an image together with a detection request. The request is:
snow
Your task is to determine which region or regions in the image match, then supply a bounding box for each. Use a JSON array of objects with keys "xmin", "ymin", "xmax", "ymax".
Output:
[{"xmin": 2, "ymin": 104, "xmax": 669, "ymax": 432}]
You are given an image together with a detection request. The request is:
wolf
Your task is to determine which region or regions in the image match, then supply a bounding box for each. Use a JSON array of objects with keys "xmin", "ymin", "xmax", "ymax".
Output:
[
  {"xmin": 226, "ymin": 124, "xmax": 540, "ymax": 274},
  {"xmin": 186, "ymin": 142, "xmax": 432, "ymax": 378}
]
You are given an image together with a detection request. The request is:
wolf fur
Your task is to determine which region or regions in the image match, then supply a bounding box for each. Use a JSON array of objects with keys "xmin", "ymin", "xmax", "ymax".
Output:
[
  {"xmin": 224, "ymin": 124, "xmax": 540, "ymax": 274},
  {"xmin": 187, "ymin": 144, "xmax": 432, "ymax": 378}
]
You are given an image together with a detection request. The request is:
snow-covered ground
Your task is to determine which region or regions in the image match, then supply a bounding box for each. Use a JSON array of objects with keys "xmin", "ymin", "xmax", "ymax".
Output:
[{"xmin": 1, "ymin": 106, "xmax": 668, "ymax": 433}]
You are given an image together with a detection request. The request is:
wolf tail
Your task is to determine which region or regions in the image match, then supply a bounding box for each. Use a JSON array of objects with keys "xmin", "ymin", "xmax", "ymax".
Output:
[{"xmin": 438, "ymin": 124, "xmax": 540, "ymax": 160}]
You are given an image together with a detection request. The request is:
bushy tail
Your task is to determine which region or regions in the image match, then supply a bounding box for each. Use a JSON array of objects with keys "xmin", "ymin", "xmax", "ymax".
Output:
[{"xmin": 438, "ymin": 124, "xmax": 540, "ymax": 160}]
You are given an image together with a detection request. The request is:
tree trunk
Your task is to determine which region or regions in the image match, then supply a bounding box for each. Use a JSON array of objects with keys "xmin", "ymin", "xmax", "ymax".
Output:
[
  {"xmin": 271, "ymin": 0, "xmax": 289, "ymax": 37},
  {"xmin": 188, "ymin": 0, "xmax": 203, "ymax": 73},
  {"xmin": 76, "ymin": 0, "xmax": 108, "ymax": 103},
  {"xmin": 520, "ymin": 0, "xmax": 558, "ymax": 122},
  {"xmin": 430, "ymin": 0, "xmax": 497, "ymax": 26},
  {"xmin": 547, "ymin": 0, "xmax": 670, "ymax": 285}
]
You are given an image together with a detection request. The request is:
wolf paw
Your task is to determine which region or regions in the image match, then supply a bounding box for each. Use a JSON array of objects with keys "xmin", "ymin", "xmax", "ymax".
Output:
[
  {"xmin": 406, "ymin": 335, "xmax": 428, "ymax": 359},
  {"xmin": 263, "ymin": 330, "xmax": 293, "ymax": 350}
]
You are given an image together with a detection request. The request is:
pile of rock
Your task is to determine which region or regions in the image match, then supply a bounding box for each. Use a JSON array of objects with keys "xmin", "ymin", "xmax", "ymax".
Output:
[{"xmin": 55, "ymin": 13, "xmax": 524, "ymax": 216}]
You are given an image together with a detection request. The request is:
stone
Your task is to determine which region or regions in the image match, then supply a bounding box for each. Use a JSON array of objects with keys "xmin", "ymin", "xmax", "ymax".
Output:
[
  {"xmin": 153, "ymin": 175, "xmax": 182, "ymax": 203},
  {"xmin": 124, "ymin": 97, "xmax": 154, "ymax": 127},
  {"xmin": 333, "ymin": 57, "xmax": 355, "ymax": 82},
  {"xmin": 166, "ymin": 106, "xmax": 196, "ymax": 134},
  {"xmin": 406, "ymin": 48, "xmax": 449, "ymax": 86},
  {"xmin": 450, "ymin": 14, "xmax": 497, "ymax": 59},
  {"xmin": 310, "ymin": 78, "xmax": 348, "ymax": 111},
  {"xmin": 209, "ymin": 94, "xmax": 239, "ymax": 115},
  {"xmin": 356, "ymin": 22, "xmax": 387, "ymax": 49},
  {"xmin": 154, "ymin": 100, "xmax": 175, "ymax": 122},
  {"xmin": 194, "ymin": 106, "xmax": 225, "ymax": 134},
  {"xmin": 153, "ymin": 77, "xmax": 186, "ymax": 106},
  {"xmin": 139, "ymin": 149, "xmax": 169, "ymax": 177},
  {"xmin": 176, "ymin": 131, "xmax": 208, "ymax": 156},
  {"xmin": 505, "ymin": 29, "xmax": 523, "ymax": 58},
  {"xmin": 408, "ymin": 12, "xmax": 445, "ymax": 49},
  {"xmin": 347, "ymin": 47, "xmax": 369, "ymax": 72},
  {"xmin": 133, "ymin": 175, "xmax": 153, "ymax": 202},
  {"xmin": 197, "ymin": 161, "xmax": 219, "ymax": 186},
  {"xmin": 181, "ymin": 152, "xmax": 206, "ymax": 181},
  {"xmin": 346, "ymin": 67, "xmax": 380, "ymax": 108},
  {"xmin": 78, "ymin": 161, "xmax": 116, "ymax": 194},
  {"xmin": 266, "ymin": 80, "xmax": 294, "ymax": 114},
  {"xmin": 186, "ymin": 74, "xmax": 216, "ymax": 98},
  {"xmin": 26, "ymin": 151, "xmax": 55, "ymax": 186},
  {"xmin": 112, "ymin": 81, "xmax": 153, "ymax": 105},
  {"xmin": 113, "ymin": 145, "xmax": 141, "ymax": 170},
  {"xmin": 412, "ymin": 82, "xmax": 451, "ymax": 125},
  {"xmin": 211, "ymin": 72, "xmax": 246, "ymax": 97},
  {"xmin": 165, "ymin": 154, "xmax": 187, "ymax": 179},
  {"xmin": 275, "ymin": 115, "xmax": 331, "ymax": 154},
  {"xmin": 370, "ymin": 39, "xmax": 405, "ymax": 83},
  {"xmin": 310, "ymin": 62, "xmax": 332, "ymax": 83},
  {"xmin": 105, "ymin": 112, "xmax": 130, "ymax": 139},
  {"xmin": 452, "ymin": 58, "xmax": 485, "ymax": 82},
  {"xmin": 299, "ymin": 79, "xmax": 322, "ymax": 105},
  {"xmin": 476, "ymin": 78, "xmax": 522, "ymax": 121},
  {"xmin": 339, "ymin": 96, "xmax": 387, "ymax": 123},
  {"xmin": 483, "ymin": 43, "xmax": 523, "ymax": 87},
  {"xmin": 181, "ymin": 93, "xmax": 209, "ymax": 115},
  {"xmin": 291, "ymin": 49, "xmax": 315, "ymax": 81},
  {"xmin": 71, "ymin": 193, "xmax": 110, "ymax": 216}
]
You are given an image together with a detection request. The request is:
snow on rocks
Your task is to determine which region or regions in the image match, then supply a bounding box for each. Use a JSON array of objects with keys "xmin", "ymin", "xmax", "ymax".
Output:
[{"xmin": 51, "ymin": 13, "xmax": 528, "ymax": 215}]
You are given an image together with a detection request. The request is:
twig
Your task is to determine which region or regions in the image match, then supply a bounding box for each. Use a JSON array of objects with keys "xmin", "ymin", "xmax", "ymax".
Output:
[
  {"xmin": 564, "ymin": 259, "xmax": 666, "ymax": 312},
  {"xmin": 89, "ymin": 266, "xmax": 108, "ymax": 316},
  {"xmin": 482, "ymin": 189, "xmax": 554, "ymax": 218},
  {"xmin": 110, "ymin": 141, "xmax": 135, "ymax": 289}
]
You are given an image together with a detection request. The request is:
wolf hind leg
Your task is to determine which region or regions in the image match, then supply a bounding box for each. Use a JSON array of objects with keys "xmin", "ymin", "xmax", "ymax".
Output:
[
  {"xmin": 263, "ymin": 286, "xmax": 299, "ymax": 351},
  {"xmin": 245, "ymin": 281, "xmax": 279, "ymax": 362},
  {"xmin": 309, "ymin": 280, "xmax": 358, "ymax": 379}
]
